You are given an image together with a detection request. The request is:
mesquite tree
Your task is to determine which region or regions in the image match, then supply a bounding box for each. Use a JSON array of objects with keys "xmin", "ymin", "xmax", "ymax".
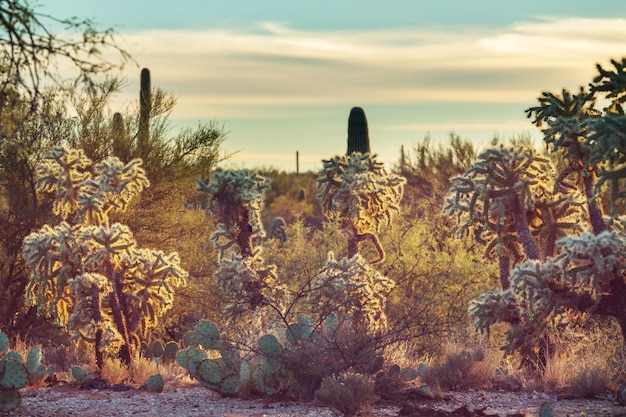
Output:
[
  {"xmin": 316, "ymin": 152, "xmax": 405, "ymax": 264},
  {"xmin": 21, "ymin": 146, "xmax": 187, "ymax": 368}
]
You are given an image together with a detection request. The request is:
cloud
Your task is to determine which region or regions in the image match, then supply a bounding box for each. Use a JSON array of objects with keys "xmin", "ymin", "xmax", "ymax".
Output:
[{"xmin": 106, "ymin": 16, "xmax": 625, "ymax": 122}]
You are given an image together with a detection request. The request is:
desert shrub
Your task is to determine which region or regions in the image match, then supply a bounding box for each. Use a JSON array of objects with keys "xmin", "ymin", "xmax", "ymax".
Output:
[
  {"xmin": 569, "ymin": 358, "xmax": 610, "ymax": 398},
  {"xmin": 280, "ymin": 316, "xmax": 385, "ymax": 399},
  {"xmin": 421, "ymin": 343, "xmax": 500, "ymax": 391},
  {"xmin": 382, "ymin": 211, "xmax": 497, "ymax": 353},
  {"xmin": 101, "ymin": 358, "xmax": 130, "ymax": 386},
  {"xmin": 314, "ymin": 371, "xmax": 378, "ymax": 417},
  {"xmin": 258, "ymin": 169, "xmax": 321, "ymax": 226}
]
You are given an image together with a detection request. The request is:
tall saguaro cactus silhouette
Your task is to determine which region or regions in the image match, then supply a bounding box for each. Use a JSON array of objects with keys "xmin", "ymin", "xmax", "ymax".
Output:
[
  {"xmin": 138, "ymin": 68, "xmax": 151, "ymax": 160},
  {"xmin": 346, "ymin": 107, "xmax": 371, "ymax": 155}
]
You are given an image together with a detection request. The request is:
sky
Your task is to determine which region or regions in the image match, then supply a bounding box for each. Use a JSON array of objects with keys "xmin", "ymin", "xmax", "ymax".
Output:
[{"xmin": 40, "ymin": 1, "xmax": 626, "ymax": 172}]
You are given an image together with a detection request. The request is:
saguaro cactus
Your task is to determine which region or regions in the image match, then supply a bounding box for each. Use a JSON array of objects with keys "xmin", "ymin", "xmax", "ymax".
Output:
[
  {"xmin": 346, "ymin": 106, "xmax": 371, "ymax": 155},
  {"xmin": 138, "ymin": 68, "xmax": 151, "ymax": 160},
  {"xmin": 111, "ymin": 112, "xmax": 131, "ymax": 161}
]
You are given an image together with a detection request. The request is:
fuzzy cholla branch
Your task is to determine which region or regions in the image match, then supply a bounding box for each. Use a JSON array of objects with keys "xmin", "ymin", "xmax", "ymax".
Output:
[
  {"xmin": 196, "ymin": 170, "xmax": 270, "ymax": 236},
  {"xmin": 444, "ymin": 146, "xmax": 554, "ymax": 227},
  {"xmin": 309, "ymin": 252, "xmax": 395, "ymax": 331},
  {"xmin": 35, "ymin": 146, "xmax": 92, "ymax": 219},
  {"xmin": 317, "ymin": 153, "xmax": 405, "ymax": 232},
  {"xmin": 557, "ymin": 231, "xmax": 626, "ymax": 297},
  {"xmin": 214, "ymin": 252, "xmax": 285, "ymax": 317},
  {"xmin": 196, "ymin": 169, "xmax": 271, "ymax": 258},
  {"xmin": 128, "ymin": 248, "xmax": 188, "ymax": 330},
  {"xmin": 316, "ymin": 153, "xmax": 404, "ymax": 263},
  {"xmin": 34, "ymin": 145, "xmax": 149, "ymax": 225},
  {"xmin": 471, "ymin": 230, "xmax": 626, "ymax": 355},
  {"xmin": 21, "ymin": 221, "xmax": 82, "ymax": 325}
]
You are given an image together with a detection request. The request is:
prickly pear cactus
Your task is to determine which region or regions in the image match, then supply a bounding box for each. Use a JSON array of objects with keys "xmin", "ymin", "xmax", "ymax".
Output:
[
  {"xmin": 150, "ymin": 341, "xmax": 164, "ymax": 358},
  {"xmin": 0, "ymin": 333, "xmax": 8, "ymax": 354},
  {"xmin": 26, "ymin": 346, "xmax": 42, "ymax": 374},
  {"xmin": 0, "ymin": 389, "xmax": 21, "ymax": 413},
  {"xmin": 71, "ymin": 366, "xmax": 87, "ymax": 382},
  {"xmin": 176, "ymin": 321, "xmax": 243, "ymax": 397},
  {"xmin": 197, "ymin": 359, "xmax": 222, "ymax": 385},
  {"xmin": 0, "ymin": 358, "xmax": 28, "ymax": 390},
  {"xmin": 163, "ymin": 342, "xmax": 179, "ymax": 363},
  {"xmin": 258, "ymin": 334, "xmax": 282, "ymax": 357},
  {"xmin": 146, "ymin": 374, "xmax": 164, "ymax": 393},
  {"xmin": 194, "ymin": 321, "xmax": 221, "ymax": 349}
]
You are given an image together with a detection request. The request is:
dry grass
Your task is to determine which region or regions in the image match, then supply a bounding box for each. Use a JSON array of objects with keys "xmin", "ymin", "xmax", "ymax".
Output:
[
  {"xmin": 383, "ymin": 341, "xmax": 433, "ymax": 370},
  {"xmin": 421, "ymin": 341, "xmax": 502, "ymax": 391},
  {"xmin": 102, "ymin": 354, "xmax": 194, "ymax": 388},
  {"xmin": 128, "ymin": 353, "xmax": 158, "ymax": 384},
  {"xmin": 101, "ymin": 358, "xmax": 130, "ymax": 386},
  {"xmin": 315, "ymin": 372, "xmax": 378, "ymax": 417},
  {"xmin": 569, "ymin": 358, "xmax": 610, "ymax": 398},
  {"xmin": 539, "ymin": 320, "xmax": 617, "ymax": 396}
]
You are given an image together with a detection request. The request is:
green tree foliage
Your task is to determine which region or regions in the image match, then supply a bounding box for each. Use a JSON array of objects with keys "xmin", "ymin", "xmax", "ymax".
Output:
[
  {"xmin": 0, "ymin": 90, "xmax": 73, "ymax": 331},
  {"xmin": 20, "ymin": 146, "xmax": 187, "ymax": 368},
  {"xmin": 0, "ymin": 0, "xmax": 130, "ymax": 115},
  {"xmin": 0, "ymin": 0, "xmax": 130, "ymax": 335},
  {"xmin": 395, "ymin": 133, "xmax": 476, "ymax": 213},
  {"xmin": 382, "ymin": 212, "xmax": 497, "ymax": 352}
]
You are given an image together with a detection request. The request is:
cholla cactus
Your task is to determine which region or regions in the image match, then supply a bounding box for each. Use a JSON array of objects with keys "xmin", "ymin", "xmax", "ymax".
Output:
[
  {"xmin": 316, "ymin": 152, "xmax": 405, "ymax": 264},
  {"xmin": 196, "ymin": 169, "xmax": 270, "ymax": 258},
  {"xmin": 21, "ymin": 146, "xmax": 187, "ymax": 368},
  {"xmin": 309, "ymin": 252, "xmax": 395, "ymax": 330},
  {"xmin": 444, "ymin": 145, "xmax": 558, "ymax": 287},
  {"xmin": 35, "ymin": 146, "xmax": 149, "ymax": 226},
  {"xmin": 471, "ymin": 230, "xmax": 626, "ymax": 356},
  {"xmin": 214, "ymin": 252, "xmax": 287, "ymax": 317},
  {"xmin": 197, "ymin": 170, "xmax": 283, "ymax": 318}
]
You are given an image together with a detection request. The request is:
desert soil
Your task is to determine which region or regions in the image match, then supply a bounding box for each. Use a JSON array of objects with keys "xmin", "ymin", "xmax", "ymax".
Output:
[{"xmin": 5, "ymin": 385, "xmax": 626, "ymax": 417}]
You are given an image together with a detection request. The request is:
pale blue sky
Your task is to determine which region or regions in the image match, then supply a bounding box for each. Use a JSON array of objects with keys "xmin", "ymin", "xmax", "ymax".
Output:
[{"xmin": 40, "ymin": 1, "xmax": 626, "ymax": 171}]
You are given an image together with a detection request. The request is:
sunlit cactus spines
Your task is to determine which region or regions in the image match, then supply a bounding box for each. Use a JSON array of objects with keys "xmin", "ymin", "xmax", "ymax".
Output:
[
  {"xmin": 21, "ymin": 146, "xmax": 186, "ymax": 368},
  {"xmin": 471, "ymin": 230, "xmax": 626, "ymax": 355},
  {"xmin": 33, "ymin": 145, "xmax": 149, "ymax": 226},
  {"xmin": 35, "ymin": 146, "xmax": 92, "ymax": 220},
  {"xmin": 444, "ymin": 145, "xmax": 557, "ymax": 286},
  {"xmin": 196, "ymin": 169, "xmax": 271, "ymax": 258},
  {"xmin": 316, "ymin": 152, "xmax": 405, "ymax": 264},
  {"xmin": 309, "ymin": 252, "xmax": 395, "ymax": 330}
]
